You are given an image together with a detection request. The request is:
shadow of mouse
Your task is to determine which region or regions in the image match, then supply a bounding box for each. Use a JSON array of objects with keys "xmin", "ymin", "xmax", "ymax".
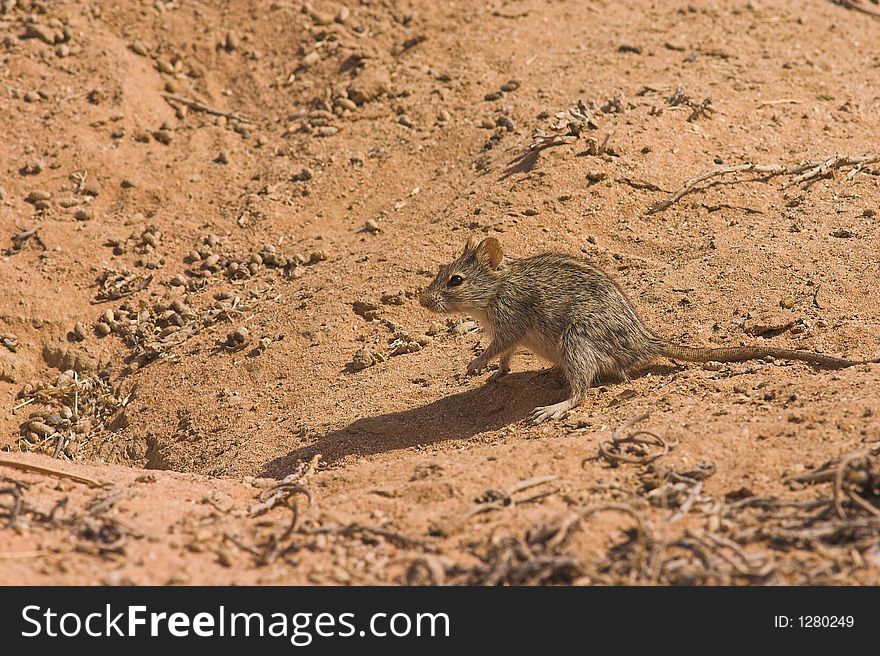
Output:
[{"xmin": 260, "ymin": 370, "xmax": 564, "ymax": 478}]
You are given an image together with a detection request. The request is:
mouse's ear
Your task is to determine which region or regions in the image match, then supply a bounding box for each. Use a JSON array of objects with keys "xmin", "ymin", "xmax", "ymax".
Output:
[
  {"xmin": 463, "ymin": 235, "xmax": 479, "ymax": 254},
  {"xmin": 475, "ymin": 237, "xmax": 503, "ymax": 269}
]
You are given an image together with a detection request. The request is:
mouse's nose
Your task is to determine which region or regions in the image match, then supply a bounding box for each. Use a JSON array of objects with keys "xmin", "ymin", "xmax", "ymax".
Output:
[{"xmin": 419, "ymin": 290, "xmax": 434, "ymax": 310}]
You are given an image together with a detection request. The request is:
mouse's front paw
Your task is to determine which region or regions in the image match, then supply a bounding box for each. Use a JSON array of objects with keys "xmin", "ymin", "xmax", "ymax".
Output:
[{"xmin": 466, "ymin": 356, "xmax": 487, "ymax": 376}]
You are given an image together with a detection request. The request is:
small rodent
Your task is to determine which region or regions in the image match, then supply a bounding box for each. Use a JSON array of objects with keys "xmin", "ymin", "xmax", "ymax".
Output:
[{"xmin": 420, "ymin": 237, "xmax": 876, "ymax": 424}]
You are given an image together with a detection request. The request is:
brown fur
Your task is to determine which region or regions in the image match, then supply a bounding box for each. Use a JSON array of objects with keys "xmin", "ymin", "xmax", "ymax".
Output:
[{"xmin": 420, "ymin": 237, "xmax": 872, "ymax": 424}]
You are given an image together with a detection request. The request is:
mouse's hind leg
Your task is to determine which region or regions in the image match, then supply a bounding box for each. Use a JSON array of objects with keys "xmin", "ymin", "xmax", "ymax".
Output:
[{"xmin": 528, "ymin": 341, "xmax": 598, "ymax": 425}]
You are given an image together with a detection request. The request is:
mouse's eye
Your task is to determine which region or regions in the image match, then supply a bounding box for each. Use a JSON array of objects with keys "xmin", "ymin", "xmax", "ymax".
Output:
[{"xmin": 448, "ymin": 274, "xmax": 463, "ymax": 287}]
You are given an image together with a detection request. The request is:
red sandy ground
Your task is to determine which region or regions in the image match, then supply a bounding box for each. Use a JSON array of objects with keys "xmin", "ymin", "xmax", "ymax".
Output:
[{"xmin": 0, "ymin": 0, "xmax": 878, "ymax": 585}]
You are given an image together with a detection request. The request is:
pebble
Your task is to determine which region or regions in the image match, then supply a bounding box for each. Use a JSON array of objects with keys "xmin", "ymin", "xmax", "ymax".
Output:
[
  {"xmin": 310, "ymin": 9, "xmax": 335, "ymax": 25},
  {"xmin": 364, "ymin": 219, "xmax": 380, "ymax": 233},
  {"xmin": 225, "ymin": 30, "xmax": 239, "ymax": 51},
  {"xmin": 216, "ymin": 151, "xmax": 230, "ymax": 164},
  {"xmin": 500, "ymin": 80, "xmax": 520, "ymax": 92},
  {"xmin": 302, "ymin": 51, "xmax": 320, "ymax": 67},
  {"xmin": 347, "ymin": 65, "xmax": 391, "ymax": 105},
  {"xmin": 308, "ymin": 250, "xmax": 328, "ymax": 264},
  {"xmin": 74, "ymin": 208, "xmax": 93, "ymax": 221},
  {"xmin": 451, "ymin": 320, "xmax": 478, "ymax": 335},
  {"xmin": 154, "ymin": 129, "xmax": 173, "ymax": 145},
  {"xmin": 202, "ymin": 254, "xmax": 221, "ymax": 270},
  {"xmin": 130, "ymin": 40, "xmax": 149, "ymax": 56},
  {"xmin": 26, "ymin": 190, "xmax": 51, "ymax": 203},
  {"xmin": 484, "ymin": 91, "xmax": 503, "ymax": 101},
  {"xmin": 779, "ymin": 295, "xmax": 796, "ymax": 309},
  {"xmin": 23, "ymin": 23, "xmax": 56, "ymax": 44},
  {"xmin": 55, "ymin": 44, "xmax": 70, "ymax": 58},
  {"xmin": 95, "ymin": 322, "xmax": 112, "ymax": 337},
  {"xmin": 479, "ymin": 118, "xmax": 495, "ymax": 129},
  {"xmin": 156, "ymin": 59, "xmax": 175, "ymax": 74},
  {"xmin": 24, "ymin": 91, "xmax": 42, "ymax": 103},
  {"xmin": 351, "ymin": 347, "xmax": 378, "ymax": 371},
  {"xmin": 335, "ymin": 97, "xmax": 357, "ymax": 112},
  {"xmin": 293, "ymin": 167, "xmax": 313, "ymax": 182},
  {"xmin": 73, "ymin": 322, "xmax": 88, "ymax": 341},
  {"xmin": 22, "ymin": 160, "xmax": 44, "ymax": 174},
  {"xmin": 381, "ymin": 290, "xmax": 405, "ymax": 306}
]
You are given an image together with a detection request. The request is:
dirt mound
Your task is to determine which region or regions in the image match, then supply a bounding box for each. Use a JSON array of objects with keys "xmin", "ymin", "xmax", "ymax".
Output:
[{"xmin": 1, "ymin": 0, "xmax": 879, "ymax": 584}]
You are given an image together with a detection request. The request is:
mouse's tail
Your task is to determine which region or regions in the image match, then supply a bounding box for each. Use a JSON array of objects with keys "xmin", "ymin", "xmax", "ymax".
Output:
[{"xmin": 655, "ymin": 341, "xmax": 865, "ymax": 369}]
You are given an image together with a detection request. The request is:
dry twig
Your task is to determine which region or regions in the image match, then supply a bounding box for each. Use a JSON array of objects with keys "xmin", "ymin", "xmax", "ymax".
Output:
[
  {"xmin": 648, "ymin": 154, "xmax": 880, "ymax": 213},
  {"xmin": 160, "ymin": 92, "xmax": 254, "ymax": 123}
]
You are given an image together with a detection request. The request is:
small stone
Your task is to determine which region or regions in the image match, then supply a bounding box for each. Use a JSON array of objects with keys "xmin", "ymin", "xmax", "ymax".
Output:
[
  {"xmin": 130, "ymin": 40, "xmax": 149, "ymax": 56},
  {"xmin": 310, "ymin": 9, "xmax": 335, "ymax": 25},
  {"xmin": 73, "ymin": 323, "xmax": 88, "ymax": 341},
  {"xmin": 293, "ymin": 167, "xmax": 313, "ymax": 182},
  {"xmin": 216, "ymin": 151, "xmax": 230, "ymax": 164},
  {"xmin": 24, "ymin": 91, "xmax": 41, "ymax": 103},
  {"xmin": 479, "ymin": 118, "xmax": 495, "ymax": 129},
  {"xmin": 156, "ymin": 58, "xmax": 175, "ymax": 74},
  {"xmin": 202, "ymin": 254, "xmax": 221, "ymax": 270},
  {"xmin": 26, "ymin": 190, "xmax": 51, "ymax": 203},
  {"xmin": 350, "ymin": 347, "xmax": 378, "ymax": 371},
  {"xmin": 308, "ymin": 250, "xmax": 327, "ymax": 264},
  {"xmin": 74, "ymin": 208, "xmax": 93, "ymax": 221},
  {"xmin": 618, "ymin": 44, "xmax": 642, "ymax": 54},
  {"xmin": 154, "ymin": 129, "xmax": 173, "ymax": 145},
  {"xmin": 347, "ymin": 65, "xmax": 392, "ymax": 105},
  {"xmin": 55, "ymin": 43, "xmax": 70, "ymax": 58},
  {"xmin": 484, "ymin": 91, "xmax": 503, "ymax": 101},
  {"xmin": 170, "ymin": 274, "xmax": 187, "ymax": 287},
  {"xmin": 500, "ymin": 80, "xmax": 520, "ymax": 92},
  {"xmin": 21, "ymin": 160, "xmax": 44, "ymax": 175},
  {"xmin": 224, "ymin": 30, "xmax": 239, "ymax": 51},
  {"xmin": 779, "ymin": 295, "xmax": 796, "ymax": 309},
  {"xmin": 23, "ymin": 24, "xmax": 56, "ymax": 44},
  {"xmin": 335, "ymin": 96, "xmax": 357, "ymax": 112},
  {"xmin": 522, "ymin": 208, "xmax": 539, "ymax": 216},
  {"xmin": 436, "ymin": 108, "xmax": 451, "ymax": 123},
  {"xmin": 301, "ymin": 51, "xmax": 320, "ymax": 67},
  {"xmin": 451, "ymin": 320, "xmax": 478, "ymax": 335},
  {"xmin": 363, "ymin": 219, "xmax": 380, "ymax": 233},
  {"xmin": 381, "ymin": 290, "xmax": 405, "ymax": 306},
  {"xmin": 95, "ymin": 322, "xmax": 112, "ymax": 337},
  {"xmin": 495, "ymin": 115, "xmax": 514, "ymax": 130}
]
